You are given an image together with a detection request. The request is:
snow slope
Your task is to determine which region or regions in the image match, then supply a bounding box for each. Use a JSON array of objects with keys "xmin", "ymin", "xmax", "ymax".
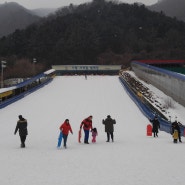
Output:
[{"xmin": 0, "ymin": 76, "xmax": 185, "ymax": 185}]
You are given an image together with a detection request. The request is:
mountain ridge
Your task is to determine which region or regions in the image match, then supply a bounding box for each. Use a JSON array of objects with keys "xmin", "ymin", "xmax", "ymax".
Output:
[
  {"xmin": 31, "ymin": 8, "xmax": 58, "ymax": 17},
  {"xmin": 1, "ymin": 0, "xmax": 185, "ymax": 69},
  {"xmin": 0, "ymin": 2, "xmax": 40, "ymax": 37},
  {"xmin": 149, "ymin": 0, "xmax": 185, "ymax": 22}
]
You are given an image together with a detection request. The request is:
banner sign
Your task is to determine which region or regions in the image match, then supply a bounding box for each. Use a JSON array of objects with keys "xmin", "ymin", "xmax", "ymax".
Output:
[{"xmin": 52, "ymin": 65, "xmax": 121, "ymax": 71}]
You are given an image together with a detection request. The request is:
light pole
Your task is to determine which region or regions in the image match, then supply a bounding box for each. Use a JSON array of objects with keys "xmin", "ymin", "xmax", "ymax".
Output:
[
  {"xmin": 33, "ymin": 58, "xmax": 37, "ymax": 76},
  {"xmin": 1, "ymin": 61, "xmax": 6, "ymax": 88}
]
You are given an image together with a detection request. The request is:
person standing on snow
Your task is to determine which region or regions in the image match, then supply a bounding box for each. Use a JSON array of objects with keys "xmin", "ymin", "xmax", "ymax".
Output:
[
  {"xmin": 14, "ymin": 115, "xmax": 28, "ymax": 148},
  {"xmin": 150, "ymin": 115, "xmax": 160, "ymax": 137},
  {"xmin": 60, "ymin": 119, "xmax": 73, "ymax": 148},
  {"xmin": 171, "ymin": 121, "xmax": 182, "ymax": 143},
  {"xmin": 102, "ymin": 115, "xmax": 116, "ymax": 142},
  {"xmin": 91, "ymin": 127, "xmax": 98, "ymax": 143},
  {"xmin": 80, "ymin": 116, "xmax": 93, "ymax": 144}
]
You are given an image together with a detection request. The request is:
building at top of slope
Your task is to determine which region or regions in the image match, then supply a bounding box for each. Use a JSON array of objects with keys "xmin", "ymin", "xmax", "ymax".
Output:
[{"xmin": 52, "ymin": 65, "xmax": 121, "ymax": 75}]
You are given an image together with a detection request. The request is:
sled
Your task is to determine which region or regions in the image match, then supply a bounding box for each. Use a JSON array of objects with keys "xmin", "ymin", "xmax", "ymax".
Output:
[
  {"xmin": 146, "ymin": 124, "xmax": 152, "ymax": 136},
  {"xmin": 57, "ymin": 131, "xmax": 63, "ymax": 148},
  {"xmin": 78, "ymin": 129, "xmax": 82, "ymax": 143}
]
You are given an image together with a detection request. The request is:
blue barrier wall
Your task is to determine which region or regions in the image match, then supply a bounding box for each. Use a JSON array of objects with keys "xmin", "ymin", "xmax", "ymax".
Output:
[
  {"xmin": 131, "ymin": 61, "xmax": 185, "ymax": 107},
  {"xmin": 0, "ymin": 78, "xmax": 52, "ymax": 109},
  {"xmin": 119, "ymin": 76, "xmax": 184, "ymax": 136}
]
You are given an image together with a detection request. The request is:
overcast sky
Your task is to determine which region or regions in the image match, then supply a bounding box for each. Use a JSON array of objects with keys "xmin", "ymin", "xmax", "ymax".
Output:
[{"xmin": 0, "ymin": 0, "xmax": 158, "ymax": 9}]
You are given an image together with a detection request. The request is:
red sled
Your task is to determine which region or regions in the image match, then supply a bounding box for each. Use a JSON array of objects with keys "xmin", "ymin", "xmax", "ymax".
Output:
[
  {"xmin": 147, "ymin": 124, "xmax": 152, "ymax": 136},
  {"xmin": 78, "ymin": 129, "xmax": 82, "ymax": 143}
]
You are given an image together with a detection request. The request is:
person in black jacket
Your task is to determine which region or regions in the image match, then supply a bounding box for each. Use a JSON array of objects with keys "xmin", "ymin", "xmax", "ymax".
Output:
[
  {"xmin": 171, "ymin": 121, "xmax": 182, "ymax": 142},
  {"xmin": 150, "ymin": 115, "xmax": 160, "ymax": 137},
  {"xmin": 102, "ymin": 115, "xmax": 116, "ymax": 142},
  {"xmin": 14, "ymin": 115, "xmax": 28, "ymax": 148}
]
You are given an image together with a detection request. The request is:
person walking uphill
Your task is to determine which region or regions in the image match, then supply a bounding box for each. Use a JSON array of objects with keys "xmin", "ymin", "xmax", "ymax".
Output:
[
  {"xmin": 80, "ymin": 116, "xmax": 93, "ymax": 144},
  {"xmin": 102, "ymin": 115, "xmax": 116, "ymax": 142},
  {"xmin": 150, "ymin": 115, "xmax": 160, "ymax": 137},
  {"xmin": 60, "ymin": 119, "xmax": 73, "ymax": 148},
  {"xmin": 14, "ymin": 115, "xmax": 28, "ymax": 148}
]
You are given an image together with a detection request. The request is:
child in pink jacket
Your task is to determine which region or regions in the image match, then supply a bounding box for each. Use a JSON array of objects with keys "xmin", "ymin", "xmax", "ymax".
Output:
[{"xmin": 92, "ymin": 128, "xmax": 98, "ymax": 143}]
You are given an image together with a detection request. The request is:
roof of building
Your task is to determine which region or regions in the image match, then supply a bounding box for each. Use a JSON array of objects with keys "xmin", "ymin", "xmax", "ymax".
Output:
[{"xmin": 136, "ymin": 60, "xmax": 185, "ymax": 65}]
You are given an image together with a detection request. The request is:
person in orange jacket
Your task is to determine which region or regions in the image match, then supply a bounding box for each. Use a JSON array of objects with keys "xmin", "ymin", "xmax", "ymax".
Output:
[
  {"xmin": 60, "ymin": 119, "xmax": 73, "ymax": 148},
  {"xmin": 80, "ymin": 116, "xmax": 93, "ymax": 144}
]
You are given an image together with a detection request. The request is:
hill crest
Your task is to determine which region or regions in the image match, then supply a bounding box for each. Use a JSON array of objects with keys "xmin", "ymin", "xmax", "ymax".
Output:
[
  {"xmin": 0, "ymin": 2, "xmax": 40, "ymax": 37},
  {"xmin": 149, "ymin": 0, "xmax": 185, "ymax": 22}
]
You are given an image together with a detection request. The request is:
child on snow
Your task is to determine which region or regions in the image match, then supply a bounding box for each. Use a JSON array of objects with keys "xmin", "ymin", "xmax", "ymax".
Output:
[
  {"xmin": 173, "ymin": 129, "xmax": 179, "ymax": 143},
  {"xmin": 171, "ymin": 121, "xmax": 182, "ymax": 143},
  {"xmin": 92, "ymin": 128, "xmax": 98, "ymax": 143}
]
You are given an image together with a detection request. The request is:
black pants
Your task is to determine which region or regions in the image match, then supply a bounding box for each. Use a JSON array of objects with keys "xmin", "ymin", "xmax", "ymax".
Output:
[
  {"xmin": 153, "ymin": 132, "xmax": 158, "ymax": 137},
  {"xmin": 20, "ymin": 135, "xmax": 27, "ymax": 147},
  {"xmin": 178, "ymin": 132, "xmax": 182, "ymax": 142},
  {"xmin": 107, "ymin": 132, "xmax": 114, "ymax": 142}
]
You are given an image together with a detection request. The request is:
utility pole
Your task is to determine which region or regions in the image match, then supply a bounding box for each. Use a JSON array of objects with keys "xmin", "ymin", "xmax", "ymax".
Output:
[
  {"xmin": 33, "ymin": 58, "xmax": 37, "ymax": 76},
  {"xmin": 1, "ymin": 61, "xmax": 6, "ymax": 88}
]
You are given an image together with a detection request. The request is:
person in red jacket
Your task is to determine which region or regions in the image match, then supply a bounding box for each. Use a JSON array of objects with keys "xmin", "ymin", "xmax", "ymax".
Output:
[
  {"xmin": 80, "ymin": 116, "xmax": 93, "ymax": 144},
  {"xmin": 60, "ymin": 119, "xmax": 73, "ymax": 148}
]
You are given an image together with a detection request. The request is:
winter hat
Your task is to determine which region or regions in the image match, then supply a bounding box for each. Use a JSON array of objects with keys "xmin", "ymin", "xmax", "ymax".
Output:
[
  {"xmin": 107, "ymin": 115, "xmax": 111, "ymax": 118},
  {"xmin": 19, "ymin": 115, "xmax": 23, "ymax": 119},
  {"xmin": 65, "ymin": 119, "xmax": 69, "ymax": 122}
]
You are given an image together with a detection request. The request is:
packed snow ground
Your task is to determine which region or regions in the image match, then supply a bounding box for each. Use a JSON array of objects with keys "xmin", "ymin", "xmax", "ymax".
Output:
[{"xmin": 0, "ymin": 76, "xmax": 185, "ymax": 185}]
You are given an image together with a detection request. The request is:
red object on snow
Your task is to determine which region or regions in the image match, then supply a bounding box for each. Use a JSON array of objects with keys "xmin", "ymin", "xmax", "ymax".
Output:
[
  {"xmin": 147, "ymin": 124, "xmax": 152, "ymax": 136},
  {"xmin": 78, "ymin": 129, "xmax": 82, "ymax": 143}
]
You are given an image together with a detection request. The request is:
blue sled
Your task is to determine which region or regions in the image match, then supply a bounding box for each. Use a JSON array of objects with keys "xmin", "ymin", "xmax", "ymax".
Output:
[{"xmin": 57, "ymin": 131, "xmax": 63, "ymax": 148}]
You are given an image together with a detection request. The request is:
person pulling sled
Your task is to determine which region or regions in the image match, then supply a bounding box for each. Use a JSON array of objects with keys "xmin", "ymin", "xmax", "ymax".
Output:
[
  {"xmin": 58, "ymin": 119, "xmax": 73, "ymax": 149},
  {"xmin": 80, "ymin": 116, "xmax": 93, "ymax": 144}
]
